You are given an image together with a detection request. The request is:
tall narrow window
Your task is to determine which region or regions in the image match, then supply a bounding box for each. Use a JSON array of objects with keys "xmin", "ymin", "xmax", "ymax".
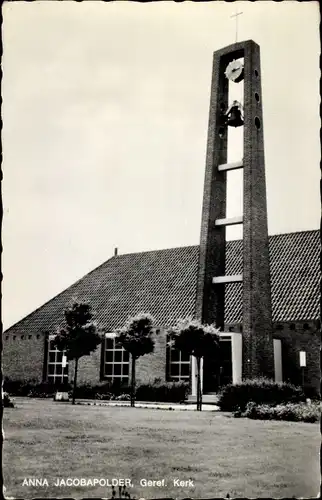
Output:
[
  {"xmin": 47, "ymin": 336, "xmax": 69, "ymax": 385},
  {"xmin": 167, "ymin": 343, "xmax": 190, "ymax": 381},
  {"xmin": 103, "ymin": 334, "xmax": 129, "ymax": 382}
]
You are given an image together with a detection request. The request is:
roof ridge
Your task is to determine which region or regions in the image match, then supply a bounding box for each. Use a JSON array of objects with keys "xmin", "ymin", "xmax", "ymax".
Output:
[
  {"xmin": 118, "ymin": 244, "xmax": 199, "ymax": 257},
  {"xmin": 117, "ymin": 229, "xmax": 320, "ymax": 257},
  {"xmin": 268, "ymin": 228, "xmax": 319, "ymax": 238}
]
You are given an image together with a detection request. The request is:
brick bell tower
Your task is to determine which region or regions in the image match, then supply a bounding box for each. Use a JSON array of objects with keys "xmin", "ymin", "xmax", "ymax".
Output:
[{"xmin": 195, "ymin": 40, "xmax": 274, "ymax": 380}]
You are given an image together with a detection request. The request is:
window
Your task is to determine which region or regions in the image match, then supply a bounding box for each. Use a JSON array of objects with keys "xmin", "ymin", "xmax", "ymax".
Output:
[
  {"xmin": 103, "ymin": 334, "xmax": 129, "ymax": 382},
  {"xmin": 167, "ymin": 344, "xmax": 190, "ymax": 381},
  {"xmin": 47, "ymin": 337, "xmax": 69, "ymax": 385}
]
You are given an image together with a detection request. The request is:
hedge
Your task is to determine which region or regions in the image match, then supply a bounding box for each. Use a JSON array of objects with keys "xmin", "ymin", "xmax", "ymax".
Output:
[
  {"xmin": 236, "ymin": 401, "xmax": 321, "ymax": 423},
  {"xmin": 218, "ymin": 378, "xmax": 305, "ymax": 412},
  {"xmin": 135, "ymin": 381, "xmax": 189, "ymax": 403},
  {"xmin": 72, "ymin": 381, "xmax": 130, "ymax": 400},
  {"xmin": 3, "ymin": 378, "xmax": 189, "ymax": 403},
  {"xmin": 3, "ymin": 379, "xmax": 71, "ymax": 398}
]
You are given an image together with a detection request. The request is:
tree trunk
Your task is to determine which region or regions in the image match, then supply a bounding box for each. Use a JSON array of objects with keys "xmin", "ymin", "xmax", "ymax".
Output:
[
  {"xmin": 196, "ymin": 357, "xmax": 201, "ymax": 411},
  {"xmin": 199, "ymin": 360, "xmax": 203, "ymax": 412},
  {"xmin": 72, "ymin": 358, "xmax": 79, "ymax": 406},
  {"xmin": 131, "ymin": 356, "xmax": 136, "ymax": 408}
]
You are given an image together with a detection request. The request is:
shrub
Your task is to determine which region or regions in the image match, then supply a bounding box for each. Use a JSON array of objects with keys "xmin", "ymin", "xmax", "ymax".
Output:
[
  {"xmin": 238, "ymin": 401, "xmax": 321, "ymax": 423},
  {"xmin": 95, "ymin": 392, "xmax": 113, "ymax": 401},
  {"xmin": 3, "ymin": 379, "xmax": 72, "ymax": 398},
  {"xmin": 2, "ymin": 392, "xmax": 15, "ymax": 408},
  {"xmin": 73, "ymin": 381, "xmax": 130, "ymax": 400},
  {"xmin": 218, "ymin": 378, "xmax": 305, "ymax": 412},
  {"xmin": 67, "ymin": 381, "xmax": 188, "ymax": 402},
  {"xmin": 3, "ymin": 379, "xmax": 38, "ymax": 396},
  {"xmin": 71, "ymin": 383, "xmax": 97, "ymax": 399},
  {"xmin": 115, "ymin": 393, "xmax": 131, "ymax": 401},
  {"xmin": 303, "ymin": 385, "xmax": 320, "ymax": 401},
  {"xmin": 28, "ymin": 382, "xmax": 72, "ymax": 398},
  {"xmin": 135, "ymin": 381, "xmax": 189, "ymax": 403}
]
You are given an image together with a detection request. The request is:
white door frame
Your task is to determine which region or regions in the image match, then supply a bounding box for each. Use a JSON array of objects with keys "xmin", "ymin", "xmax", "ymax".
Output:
[
  {"xmin": 191, "ymin": 356, "xmax": 203, "ymax": 397},
  {"xmin": 273, "ymin": 338, "xmax": 283, "ymax": 382}
]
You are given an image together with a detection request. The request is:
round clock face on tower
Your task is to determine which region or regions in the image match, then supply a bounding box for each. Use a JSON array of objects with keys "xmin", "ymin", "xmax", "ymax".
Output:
[{"xmin": 225, "ymin": 59, "xmax": 244, "ymax": 83}]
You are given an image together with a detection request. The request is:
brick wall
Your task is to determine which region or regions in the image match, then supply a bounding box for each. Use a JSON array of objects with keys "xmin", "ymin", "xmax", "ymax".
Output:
[
  {"xmin": 226, "ymin": 320, "xmax": 320, "ymax": 392},
  {"xmin": 3, "ymin": 331, "xmax": 46, "ymax": 382},
  {"xmin": 273, "ymin": 320, "xmax": 320, "ymax": 392},
  {"xmin": 68, "ymin": 344, "xmax": 102, "ymax": 385},
  {"xmin": 2, "ymin": 330, "xmax": 102, "ymax": 386},
  {"xmin": 66, "ymin": 330, "xmax": 168, "ymax": 386},
  {"xmin": 3, "ymin": 322, "xmax": 319, "ymax": 392},
  {"xmin": 135, "ymin": 329, "xmax": 167, "ymax": 384}
]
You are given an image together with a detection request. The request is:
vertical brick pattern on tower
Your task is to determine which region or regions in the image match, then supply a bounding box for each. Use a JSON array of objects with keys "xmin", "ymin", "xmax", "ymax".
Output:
[
  {"xmin": 196, "ymin": 40, "xmax": 274, "ymax": 380},
  {"xmin": 195, "ymin": 51, "xmax": 229, "ymax": 329},
  {"xmin": 242, "ymin": 41, "xmax": 274, "ymax": 378}
]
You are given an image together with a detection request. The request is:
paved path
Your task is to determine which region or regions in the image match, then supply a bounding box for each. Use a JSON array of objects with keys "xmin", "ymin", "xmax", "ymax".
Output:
[{"xmin": 75, "ymin": 399, "xmax": 220, "ymax": 411}]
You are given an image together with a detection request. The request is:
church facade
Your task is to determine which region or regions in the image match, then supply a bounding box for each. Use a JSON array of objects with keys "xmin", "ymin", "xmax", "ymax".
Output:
[
  {"xmin": 3, "ymin": 230, "xmax": 320, "ymax": 394},
  {"xmin": 3, "ymin": 40, "xmax": 320, "ymax": 396}
]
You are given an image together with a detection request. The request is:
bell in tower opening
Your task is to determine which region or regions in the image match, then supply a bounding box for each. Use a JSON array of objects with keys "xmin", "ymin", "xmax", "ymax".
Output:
[{"xmin": 225, "ymin": 100, "xmax": 244, "ymax": 128}]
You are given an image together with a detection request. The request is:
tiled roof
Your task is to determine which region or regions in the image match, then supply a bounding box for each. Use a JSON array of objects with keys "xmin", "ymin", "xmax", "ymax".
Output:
[
  {"xmin": 5, "ymin": 230, "xmax": 320, "ymax": 335},
  {"xmin": 225, "ymin": 230, "xmax": 320, "ymax": 323}
]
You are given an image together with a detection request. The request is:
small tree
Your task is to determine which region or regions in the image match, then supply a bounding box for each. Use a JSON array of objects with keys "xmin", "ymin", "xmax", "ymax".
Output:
[
  {"xmin": 118, "ymin": 313, "xmax": 155, "ymax": 407},
  {"xmin": 168, "ymin": 318, "xmax": 220, "ymax": 411},
  {"xmin": 54, "ymin": 300, "xmax": 102, "ymax": 405}
]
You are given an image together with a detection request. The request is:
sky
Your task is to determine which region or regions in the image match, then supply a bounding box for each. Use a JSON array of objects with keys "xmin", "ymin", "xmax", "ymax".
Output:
[{"xmin": 2, "ymin": 1, "xmax": 320, "ymax": 330}]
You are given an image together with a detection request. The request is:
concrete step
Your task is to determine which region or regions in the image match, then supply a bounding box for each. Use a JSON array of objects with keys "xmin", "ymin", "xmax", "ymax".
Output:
[{"xmin": 186, "ymin": 393, "xmax": 219, "ymax": 405}]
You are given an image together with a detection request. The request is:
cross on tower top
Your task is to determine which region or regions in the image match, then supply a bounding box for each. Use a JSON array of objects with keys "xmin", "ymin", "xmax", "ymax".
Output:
[{"xmin": 230, "ymin": 10, "xmax": 243, "ymax": 43}]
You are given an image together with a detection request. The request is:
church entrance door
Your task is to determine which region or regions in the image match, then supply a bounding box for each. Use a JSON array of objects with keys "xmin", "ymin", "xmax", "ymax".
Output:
[
  {"xmin": 218, "ymin": 337, "xmax": 232, "ymax": 388},
  {"xmin": 203, "ymin": 337, "xmax": 232, "ymax": 393}
]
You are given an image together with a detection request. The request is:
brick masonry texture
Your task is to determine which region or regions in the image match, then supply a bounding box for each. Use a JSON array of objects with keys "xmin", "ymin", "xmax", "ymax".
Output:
[
  {"xmin": 135, "ymin": 330, "xmax": 167, "ymax": 385},
  {"xmin": 3, "ymin": 332, "xmax": 46, "ymax": 382},
  {"xmin": 3, "ymin": 321, "xmax": 319, "ymax": 392},
  {"xmin": 272, "ymin": 321, "xmax": 320, "ymax": 391},
  {"xmin": 242, "ymin": 41, "xmax": 274, "ymax": 379},
  {"xmin": 72, "ymin": 330, "xmax": 168, "ymax": 386},
  {"xmin": 68, "ymin": 346, "xmax": 102, "ymax": 385},
  {"xmin": 227, "ymin": 321, "xmax": 320, "ymax": 392},
  {"xmin": 195, "ymin": 48, "xmax": 228, "ymax": 330},
  {"xmin": 195, "ymin": 40, "xmax": 274, "ymax": 381}
]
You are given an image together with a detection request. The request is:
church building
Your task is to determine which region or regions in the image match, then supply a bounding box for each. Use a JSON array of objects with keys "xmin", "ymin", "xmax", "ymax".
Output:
[
  {"xmin": 3, "ymin": 41, "xmax": 320, "ymax": 396},
  {"xmin": 3, "ymin": 230, "xmax": 320, "ymax": 395}
]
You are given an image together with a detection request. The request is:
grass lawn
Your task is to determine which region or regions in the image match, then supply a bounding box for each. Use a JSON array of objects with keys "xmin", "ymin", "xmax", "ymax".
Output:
[{"xmin": 3, "ymin": 398, "xmax": 320, "ymax": 499}]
